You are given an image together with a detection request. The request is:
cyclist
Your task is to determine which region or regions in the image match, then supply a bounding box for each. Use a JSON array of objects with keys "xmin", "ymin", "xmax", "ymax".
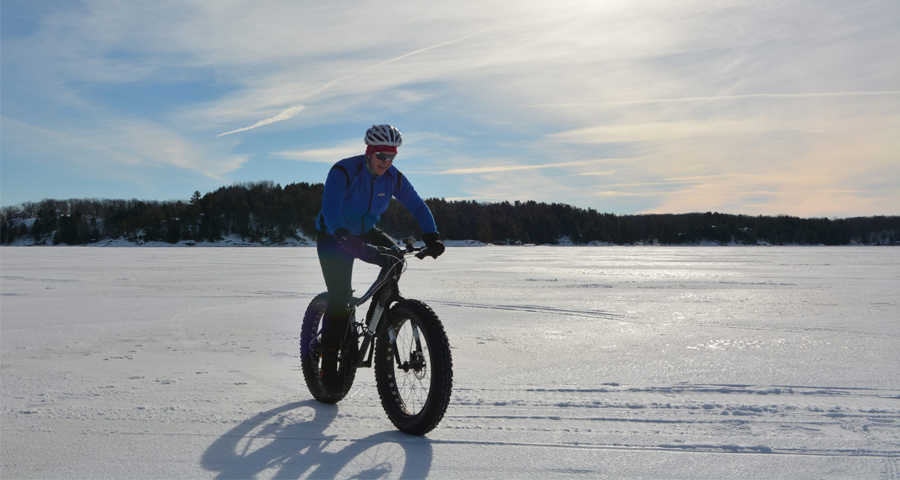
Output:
[{"xmin": 315, "ymin": 124, "xmax": 445, "ymax": 394}]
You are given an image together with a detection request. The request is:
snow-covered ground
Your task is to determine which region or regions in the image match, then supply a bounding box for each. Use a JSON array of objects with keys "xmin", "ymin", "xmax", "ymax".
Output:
[{"xmin": 2, "ymin": 246, "xmax": 898, "ymax": 479}]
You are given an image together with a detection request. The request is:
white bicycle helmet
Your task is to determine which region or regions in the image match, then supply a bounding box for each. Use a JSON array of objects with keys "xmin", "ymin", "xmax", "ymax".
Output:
[{"xmin": 364, "ymin": 124, "xmax": 403, "ymax": 147}]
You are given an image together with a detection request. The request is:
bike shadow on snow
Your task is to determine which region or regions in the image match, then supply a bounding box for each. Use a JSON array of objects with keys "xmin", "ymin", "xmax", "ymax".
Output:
[{"xmin": 201, "ymin": 400, "xmax": 433, "ymax": 479}]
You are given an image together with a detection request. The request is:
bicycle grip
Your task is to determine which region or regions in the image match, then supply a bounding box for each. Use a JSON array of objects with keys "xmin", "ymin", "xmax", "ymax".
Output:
[{"xmin": 415, "ymin": 248, "xmax": 430, "ymax": 260}]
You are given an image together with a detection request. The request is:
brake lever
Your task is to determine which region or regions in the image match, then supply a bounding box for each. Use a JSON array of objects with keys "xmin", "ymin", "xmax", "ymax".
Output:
[{"xmin": 415, "ymin": 247, "xmax": 430, "ymax": 260}]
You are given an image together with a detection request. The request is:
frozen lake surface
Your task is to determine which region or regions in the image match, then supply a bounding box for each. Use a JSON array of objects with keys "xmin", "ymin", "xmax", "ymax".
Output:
[{"xmin": 2, "ymin": 246, "xmax": 899, "ymax": 479}]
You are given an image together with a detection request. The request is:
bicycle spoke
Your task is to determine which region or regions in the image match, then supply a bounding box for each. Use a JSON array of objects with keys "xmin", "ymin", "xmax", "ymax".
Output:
[
  {"xmin": 395, "ymin": 320, "xmax": 429, "ymax": 415},
  {"xmin": 375, "ymin": 299, "xmax": 452, "ymax": 435}
]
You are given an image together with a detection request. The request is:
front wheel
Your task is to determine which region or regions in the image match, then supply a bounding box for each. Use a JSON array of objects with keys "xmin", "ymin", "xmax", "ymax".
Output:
[
  {"xmin": 300, "ymin": 293, "xmax": 358, "ymax": 404},
  {"xmin": 375, "ymin": 300, "xmax": 453, "ymax": 435}
]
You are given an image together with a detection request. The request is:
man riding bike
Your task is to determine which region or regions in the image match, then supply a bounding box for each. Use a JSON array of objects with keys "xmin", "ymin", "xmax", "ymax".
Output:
[{"xmin": 315, "ymin": 124, "xmax": 445, "ymax": 394}]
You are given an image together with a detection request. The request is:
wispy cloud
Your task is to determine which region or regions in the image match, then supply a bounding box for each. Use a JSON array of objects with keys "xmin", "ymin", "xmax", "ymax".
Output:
[
  {"xmin": 3, "ymin": 115, "xmax": 248, "ymax": 182},
  {"xmin": 3, "ymin": 2, "xmax": 897, "ymax": 215},
  {"xmin": 547, "ymin": 119, "xmax": 800, "ymax": 144},
  {"xmin": 594, "ymin": 181, "xmax": 698, "ymax": 188},
  {"xmin": 272, "ymin": 141, "xmax": 362, "ymax": 163},
  {"xmin": 218, "ymin": 105, "xmax": 306, "ymax": 137},
  {"xmin": 595, "ymin": 190, "xmax": 695, "ymax": 198},
  {"xmin": 572, "ymin": 170, "xmax": 617, "ymax": 177},
  {"xmin": 528, "ymin": 91, "xmax": 900, "ymax": 108},
  {"xmin": 217, "ymin": 30, "xmax": 484, "ymax": 136},
  {"xmin": 437, "ymin": 159, "xmax": 620, "ymax": 175}
]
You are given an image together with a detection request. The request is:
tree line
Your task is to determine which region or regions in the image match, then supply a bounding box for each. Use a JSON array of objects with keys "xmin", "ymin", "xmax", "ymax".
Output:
[{"xmin": 1, "ymin": 181, "xmax": 897, "ymax": 246}]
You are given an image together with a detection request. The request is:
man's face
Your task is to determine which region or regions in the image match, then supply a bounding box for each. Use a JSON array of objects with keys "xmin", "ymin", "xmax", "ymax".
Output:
[{"xmin": 368, "ymin": 151, "xmax": 395, "ymax": 176}]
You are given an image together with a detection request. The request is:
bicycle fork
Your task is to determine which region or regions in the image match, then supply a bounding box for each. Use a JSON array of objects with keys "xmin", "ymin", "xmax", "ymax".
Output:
[
  {"xmin": 354, "ymin": 286, "xmax": 393, "ymax": 368},
  {"xmin": 352, "ymin": 283, "xmax": 424, "ymax": 372}
]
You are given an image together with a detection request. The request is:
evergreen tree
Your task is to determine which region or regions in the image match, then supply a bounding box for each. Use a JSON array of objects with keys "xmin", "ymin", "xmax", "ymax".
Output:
[{"xmin": 2, "ymin": 183, "xmax": 897, "ymax": 246}]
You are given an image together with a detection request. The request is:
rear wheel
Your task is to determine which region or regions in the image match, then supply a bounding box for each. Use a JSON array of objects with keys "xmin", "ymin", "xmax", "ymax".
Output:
[
  {"xmin": 300, "ymin": 293, "xmax": 358, "ymax": 403},
  {"xmin": 374, "ymin": 300, "xmax": 453, "ymax": 435}
]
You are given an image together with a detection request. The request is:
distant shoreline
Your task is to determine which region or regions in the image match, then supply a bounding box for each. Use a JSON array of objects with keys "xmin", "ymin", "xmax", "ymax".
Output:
[
  {"xmin": 2, "ymin": 236, "xmax": 892, "ymax": 248},
  {"xmin": 3, "ymin": 185, "xmax": 898, "ymax": 247}
]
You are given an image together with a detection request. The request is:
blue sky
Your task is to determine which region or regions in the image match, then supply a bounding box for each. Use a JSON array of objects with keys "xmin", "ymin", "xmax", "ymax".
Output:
[{"xmin": 2, "ymin": 1, "xmax": 898, "ymax": 217}]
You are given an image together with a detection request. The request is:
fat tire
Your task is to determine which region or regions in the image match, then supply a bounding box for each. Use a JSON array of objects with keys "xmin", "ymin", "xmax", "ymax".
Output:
[
  {"xmin": 374, "ymin": 299, "xmax": 453, "ymax": 435},
  {"xmin": 300, "ymin": 292, "xmax": 358, "ymax": 404}
]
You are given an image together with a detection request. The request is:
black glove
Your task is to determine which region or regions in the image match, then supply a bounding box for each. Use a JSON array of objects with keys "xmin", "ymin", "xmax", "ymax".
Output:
[
  {"xmin": 422, "ymin": 232, "xmax": 445, "ymax": 259},
  {"xmin": 334, "ymin": 229, "xmax": 373, "ymax": 259}
]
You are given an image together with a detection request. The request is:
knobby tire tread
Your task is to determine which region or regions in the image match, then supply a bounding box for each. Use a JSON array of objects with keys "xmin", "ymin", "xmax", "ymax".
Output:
[
  {"xmin": 374, "ymin": 299, "xmax": 453, "ymax": 435},
  {"xmin": 300, "ymin": 292, "xmax": 357, "ymax": 404}
]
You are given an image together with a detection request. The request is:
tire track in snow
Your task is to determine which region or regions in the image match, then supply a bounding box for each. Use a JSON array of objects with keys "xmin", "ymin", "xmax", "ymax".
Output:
[
  {"xmin": 424, "ymin": 438, "xmax": 896, "ymax": 458},
  {"xmin": 692, "ymin": 320, "xmax": 900, "ymax": 340},
  {"xmin": 431, "ymin": 299, "xmax": 898, "ymax": 339},
  {"xmin": 440, "ymin": 383, "xmax": 900, "ymax": 459},
  {"xmin": 95, "ymin": 290, "xmax": 312, "ymax": 300},
  {"xmin": 429, "ymin": 300, "xmax": 621, "ymax": 321},
  {"xmin": 885, "ymin": 456, "xmax": 899, "ymax": 480}
]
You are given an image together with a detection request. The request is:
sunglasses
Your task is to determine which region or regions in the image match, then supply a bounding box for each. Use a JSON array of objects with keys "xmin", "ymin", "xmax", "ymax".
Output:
[{"xmin": 375, "ymin": 152, "xmax": 396, "ymax": 162}]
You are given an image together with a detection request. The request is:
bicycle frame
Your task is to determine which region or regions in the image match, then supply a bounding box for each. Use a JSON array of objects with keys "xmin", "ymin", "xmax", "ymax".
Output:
[
  {"xmin": 348, "ymin": 242, "xmax": 425, "ymax": 369},
  {"xmin": 301, "ymin": 237, "xmax": 449, "ymax": 434}
]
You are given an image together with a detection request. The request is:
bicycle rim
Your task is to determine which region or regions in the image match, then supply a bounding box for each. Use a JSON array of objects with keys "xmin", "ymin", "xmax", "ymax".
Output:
[
  {"xmin": 375, "ymin": 300, "xmax": 453, "ymax": 435},
  {"xmin": 300, "ymin": 293, "xmax": 357, "ymax": 404}
]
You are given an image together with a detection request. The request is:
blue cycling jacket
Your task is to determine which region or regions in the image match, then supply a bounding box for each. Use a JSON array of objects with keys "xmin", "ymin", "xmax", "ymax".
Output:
[{"xmin": 316, "ymin": 155, "xmax": 438, "ymax": 237}]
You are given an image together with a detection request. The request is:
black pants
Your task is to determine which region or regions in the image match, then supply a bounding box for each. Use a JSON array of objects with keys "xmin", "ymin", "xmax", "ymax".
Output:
[{"xmin": 317, "ymin": 229, "xmax": 397, "ymax": 348}]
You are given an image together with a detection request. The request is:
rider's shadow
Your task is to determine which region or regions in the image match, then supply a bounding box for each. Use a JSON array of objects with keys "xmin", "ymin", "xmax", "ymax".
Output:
[{"xmin": 201, "ymin": 400, "xmax": 433, "ymax": 479}]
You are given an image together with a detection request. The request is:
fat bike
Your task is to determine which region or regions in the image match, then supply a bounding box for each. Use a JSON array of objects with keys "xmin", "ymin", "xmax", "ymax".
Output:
[{"xmin": 301, "ymin": 239, "xmax": 453, "ymax": 435}]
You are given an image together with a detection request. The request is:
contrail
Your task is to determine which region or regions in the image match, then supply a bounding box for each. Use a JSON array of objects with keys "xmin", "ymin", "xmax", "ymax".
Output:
[
  {"xmin": 218, "ymin": 30, "xmax": 485, "ymax": 137},
  {"xmin": 217, "ymin": 105, "xmax": 305, "ymax": 137},
  {"xmin": 528, "ymin": 91, "xmax": 900, "ymax": 108}
]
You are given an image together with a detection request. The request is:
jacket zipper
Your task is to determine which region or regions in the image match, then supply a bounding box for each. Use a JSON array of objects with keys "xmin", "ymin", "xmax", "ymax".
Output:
[{"xmin": 362, "ymin": 175, "xmax": 376, "ymax": 234}]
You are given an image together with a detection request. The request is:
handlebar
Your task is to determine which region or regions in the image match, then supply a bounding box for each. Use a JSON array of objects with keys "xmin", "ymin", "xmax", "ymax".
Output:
[
  {"xmin": 373, "ymin": 241, "xmax": 432, "ymax": 260},
  {"xmin": 352, "ymin": 239, "xmax": 429, "ymax": 307},
  {"xmin": 404, "ymin": 236, "xmax": 435, "ymax": 259}
]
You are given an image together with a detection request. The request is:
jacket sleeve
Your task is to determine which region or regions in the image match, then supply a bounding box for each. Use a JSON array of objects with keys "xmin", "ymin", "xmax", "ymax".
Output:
[
  {"xmin": 393, "ymin": 172, "xmax": 438, "ymax": 235},
  {"xmin": 320, "ymin": 164, "xmax": 350, "ymax": 235}
]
